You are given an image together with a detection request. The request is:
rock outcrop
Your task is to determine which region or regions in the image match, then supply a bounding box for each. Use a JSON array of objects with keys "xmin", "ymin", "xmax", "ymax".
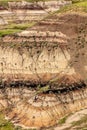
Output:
[
  {"xmin": 0, "ymin": 29, "xmax": 76, "ymax": 83},
  {"xmin": 0, "ymin": 0, "xmax": 72, "ymax": 25},
  {"xmin": 0, "ymin": 12, "xmax": 87, "ymax": 129},
  {"xmin": 0, "ymin": 80, "xmax": 86, "ymax": 129}
]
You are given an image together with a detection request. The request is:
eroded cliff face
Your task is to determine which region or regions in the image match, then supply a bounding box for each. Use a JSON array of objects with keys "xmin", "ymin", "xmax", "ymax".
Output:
[
  {"xmin": 0, "ymin": 10, "xmax": 47, "ymax": 25},
  {"xmin": 0, "ymin": 82, "xmax": 86, "ymax": 129},
  {"xmin": 27, "ymin": 13, "xmax": 87, "ymax": 81},
  {"xmin": 0, "ymin": 28, "xmax": 78, "ymax": 84},
  {"xmin": 0, "ymin": 13, "xmax": 87, "ymax": 129},
  {"xmin": 0, "ymin": 0, "xmax": 72, "ymax": 25},
  {"xmin": 0, "ymin": 43, "xmax": 75, "ymax": 80}
]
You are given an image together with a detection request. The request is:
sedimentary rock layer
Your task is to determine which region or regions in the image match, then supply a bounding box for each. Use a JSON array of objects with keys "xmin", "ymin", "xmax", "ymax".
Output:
[
  {"xmin": 0, "ymin": 81, "xmax": 87, "ymax": 129},
  {"xmin": 0, "ymin": 13, "xmax": 87, "ymax": 129}
]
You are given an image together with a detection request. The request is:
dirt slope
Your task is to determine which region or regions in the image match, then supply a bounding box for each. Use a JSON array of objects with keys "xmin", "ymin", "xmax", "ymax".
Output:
[{"xmin": 27, "ymin": 12, "xmax": 87, "ymax": 81}]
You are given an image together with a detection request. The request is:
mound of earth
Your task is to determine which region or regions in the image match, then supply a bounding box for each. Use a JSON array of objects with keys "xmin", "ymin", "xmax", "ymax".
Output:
[
  {"xmin": 0, "ymin": 1, "xmax": 87, "ymax": 130},
  {"xmin": 0, "ymin": 12, "xmax": 86, "ymax": 89},
  {"xmin": 26, "ymin": 12, "xmax": 87, "ymax": 81}
]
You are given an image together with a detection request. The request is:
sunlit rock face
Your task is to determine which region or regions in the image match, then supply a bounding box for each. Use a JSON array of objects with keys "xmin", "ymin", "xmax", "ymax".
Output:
[
  {"xmin": 0, "ymin": 13, "xmax": 87, "ymax": 129},
  {"xmin": 0, "ymin": 81, "xmax": 87, "ymax": 129},
  {"xmin": 0, "ymin": 30, "xmax": 76, "ymax": 82},
  {"xmin": 0, "ymin": 0, "xmax": 72, "ymax": 24},
  {"xmin": 0, "ymin": 30, "xmax": 86, "ymax": 129},
  {"xmin": 0, "ymin": 46, "xmax": 74, "ymax": 74},
  {"xmin": 8, "ymin": 0, "xmax": 72, "ymax": 11},
  {"xmin": 0, "ymin": 10, "xmax": 47, "ymax": 24}
]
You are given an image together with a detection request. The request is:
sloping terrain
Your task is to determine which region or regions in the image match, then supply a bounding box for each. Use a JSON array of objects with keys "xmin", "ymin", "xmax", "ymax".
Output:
[
  {"xmin": 0, "ymin": 0, "xmax": 87, "ymax": 130},
  {"xmin": 30, "ymin": 12, "xmax": 87, "ymax": 80},
  {"xmin": 2, "ymin": 8, "xmax": 87, "ymax": 82}
]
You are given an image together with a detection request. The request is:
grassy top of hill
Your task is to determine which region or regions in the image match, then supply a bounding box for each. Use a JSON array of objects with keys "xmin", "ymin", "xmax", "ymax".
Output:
[{"xmin": 57, "ymin": 0, "xmax": 87, "ymax": 13}]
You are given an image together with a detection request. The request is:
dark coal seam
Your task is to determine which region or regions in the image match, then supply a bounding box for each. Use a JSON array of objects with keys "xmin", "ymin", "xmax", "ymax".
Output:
[{"xmin": 0, "ymin": 80, "xmax": 86, "ymax": 94}]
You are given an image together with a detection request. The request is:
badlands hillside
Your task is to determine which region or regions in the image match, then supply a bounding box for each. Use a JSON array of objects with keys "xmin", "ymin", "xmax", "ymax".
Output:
[{"xmin": 0, "ymin": 0, "xmax": 87, "ymax": 130}]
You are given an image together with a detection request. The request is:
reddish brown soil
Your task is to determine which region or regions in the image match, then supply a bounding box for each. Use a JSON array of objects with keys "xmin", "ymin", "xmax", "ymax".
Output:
[{"xmin": 28, "ymin": 13, "xmax": 87, "ymax": 80}]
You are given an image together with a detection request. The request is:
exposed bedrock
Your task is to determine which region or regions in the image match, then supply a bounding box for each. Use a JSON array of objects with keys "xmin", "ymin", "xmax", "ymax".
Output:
[
  {"xmin": 0, "ymin": 33, "xmax": 76, "ymax": 83},
  {"xmin": 0, "ymin": 13, "xmax": 87, "ymax": 129},
  {"xmin": 0, "ymin": 32, "xmax": 86, "ymax": 129},
  {"xmin": 0, "ymin": 84, "xmax": 87, "ymax": 129},
  {"xmin": 26, "ymin": 13, "xmax": 87, "ymax": 81},
  {"xmin": 0, "ymin": 10, "xmax": 47, "ymax": 24},
  {"xmin": 0, "ymin": 0, "xmax": 72, "ymax": 25}
]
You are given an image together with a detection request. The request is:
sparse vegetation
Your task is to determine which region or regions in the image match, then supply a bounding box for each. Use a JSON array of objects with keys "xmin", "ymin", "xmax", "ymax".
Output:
[
  {"xmin": 72, "ymin": 115, "xmax": 87, "ymax": 127},
  {"xmin": 0, "ymin": 112, "xmax": 36, "ymax": 130},
  {"xmin": 58, "ymin": 115, "xmax": 68, "ymax": 125},
  {"xmin": 57, "ymin": 0, "xmax": 87, "ymax": 13},
  {"xmin": 0, "ymin": 29, "xmax": 21, "ymax": 37},
  {"xmin": 0, "ymin": 0, "xmax": 87, "ymax": 130},
  {"xmin": 0, "ymin": 22, "xmax": 35, "ymax": 37},
  {"xmin": 0, "ymin": 112, "xmax": 14, "ymax": 130}
]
